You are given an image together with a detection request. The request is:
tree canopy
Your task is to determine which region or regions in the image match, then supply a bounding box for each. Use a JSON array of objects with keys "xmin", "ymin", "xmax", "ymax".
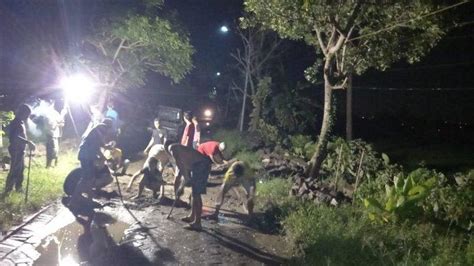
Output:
[{"xmin": 243, "ymin": 0, "xmax": 459, "ymax": 179}]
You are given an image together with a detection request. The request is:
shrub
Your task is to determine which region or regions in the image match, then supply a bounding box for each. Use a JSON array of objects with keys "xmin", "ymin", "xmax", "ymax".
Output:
[
  {"xmin": 423, "ymin": 169, "xmax": 474, "ymax": 231},
  {"xmin": 363, "ymin": 168, "xmax": 438, "ymax": 223},
  {"xmin": 212, "ymin": 129, "xmax": 250, "ymax": 157},
  {"xmin": 235, "ymin": 151, "xmax": 262, "ymax": 171},
  {"xmin": 255, "ymin": 119, "xmax": 280, "ymax": 147},
  {"xmin": 290, "ymin": 134, "xmax": 315, "ymax": 160}
]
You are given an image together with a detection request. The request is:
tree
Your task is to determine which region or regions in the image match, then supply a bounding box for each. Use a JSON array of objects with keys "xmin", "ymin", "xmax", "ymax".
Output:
[
  {"xmin": 231, "ymin": 27, "xmax": 282, "ymax": 132},
  {"xmin": 243, "ymin": 0, "xmax": 460, "ymax": 179},
  {"xmin": 8, "ymin": 0, "xmax": 193, "ymax": 109},
  {"xmin": 71, "ymin": 5, "xmax": 194, "ymax": 107}
]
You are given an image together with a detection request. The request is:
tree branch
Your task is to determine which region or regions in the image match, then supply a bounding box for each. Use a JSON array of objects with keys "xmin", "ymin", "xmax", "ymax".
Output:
[
  {"xmin": 112, "ymin": 39, "xmax": 125, "ymax": 63},
  {"xmin": 315, "ymin": 26, "xmax": 328, "ymax": 56}
]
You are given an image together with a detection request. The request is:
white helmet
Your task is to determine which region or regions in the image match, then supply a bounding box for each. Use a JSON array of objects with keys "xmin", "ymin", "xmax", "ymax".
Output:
[{"xmin": 218, "ymin": 142, "xmax": 226, "ymax": 151}]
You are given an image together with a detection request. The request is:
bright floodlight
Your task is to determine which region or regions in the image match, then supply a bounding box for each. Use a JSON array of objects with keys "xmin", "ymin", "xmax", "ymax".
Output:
[
  {"xmin": 60, "ymin": 74, "xmax": 95, "ymax": 103},
  {"xmin": 204, "ymin": 109, "xmax": 213, "ymax": 117},
  {"xmin": 220, "ymin": 25, "xmax": 229, "ymax": 33}
]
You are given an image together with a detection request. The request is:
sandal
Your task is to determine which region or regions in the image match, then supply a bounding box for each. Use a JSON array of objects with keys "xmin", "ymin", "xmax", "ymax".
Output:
[
  {"xmin": 181, "ymin": 216, "xmax": 193, "ymax": 223},
  {"xmin": 183, "ymin": 223, "xmax": 202, "ymax": 231}
]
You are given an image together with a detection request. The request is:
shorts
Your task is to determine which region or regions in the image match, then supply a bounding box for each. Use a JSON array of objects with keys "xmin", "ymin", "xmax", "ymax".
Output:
[
  {"xmin": 145, "ymin": 177, "xmax": 165, "ymax": 191},
  {"xmin": 223, "ymin": 176, "xmax": 256, "ymax": 196},
  {"xmin": 190, "ymin": 160, "xmax": 211, "ymax": 196}
]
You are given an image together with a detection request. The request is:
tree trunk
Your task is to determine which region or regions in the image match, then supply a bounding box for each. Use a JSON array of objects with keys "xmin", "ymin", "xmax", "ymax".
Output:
[
  {"xmin": 346, "ymin": 73, "xmax": 353, "ymax": 140},
  {"xmin": 307, "ymin": 76, "xmax": 333, "ymax": 180},
  {"xmin": 238, "ymin": 70, "xmax": 249, "ymax": 132},
  {"xmin": 249, "ymin": 97, "xmax": 260, "ymax": 132}
]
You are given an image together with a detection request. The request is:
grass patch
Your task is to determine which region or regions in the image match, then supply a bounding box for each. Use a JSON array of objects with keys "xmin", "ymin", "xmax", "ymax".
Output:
[
  {"xmin": 284, "ymin": 204, "xmax": 471, "ymax": 265},
  {"xmin": 235, "ymin": 151, "xmax": 262, "ymax": 171},
  {"xmin": 0, "ymin": 150, "xmax": 77, "ymax": 231},
  {"xmin": 212, "ymin": 129, "xmax": 249, "ymax": 157},
  {"xmin": 256, "ymin": 177, "xmax": 472, "ymax": 265}
]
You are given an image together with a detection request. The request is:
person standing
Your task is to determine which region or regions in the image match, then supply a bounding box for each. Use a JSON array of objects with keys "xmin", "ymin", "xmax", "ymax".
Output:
[
  {"xmin": 144, "ymin": 118, "xmax": 168, "ymax": 154},
  {"xmin": 104, "ymin": 101, "xmax": 120, "ymax": 137},
  {"xmin": 3, "ymin": 104, "xmax": 36, "ymax": 195},
  {"xmin": 45, "ymin": 100, "xmax": 67, "ymax": 168},
  {"xmin": 180, "ymin": 112, "xmax": 194, "ymax": 148},
  {"xmin": 192, "ymin": 116, "xmax": 201, "ymax": 149}
]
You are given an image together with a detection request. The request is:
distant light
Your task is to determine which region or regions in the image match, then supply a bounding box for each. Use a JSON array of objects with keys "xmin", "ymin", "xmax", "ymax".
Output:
[
  {"xmin": 60, "ymin": 74, "xmax": 95, "ymax": 103},
  {"xmin": 216, "ymin": 72, "xmax": 221, "ymax": 76},
  {"xmin": 206, "ymin": 122, "xmax": 210, "ymax": 126},
  {"xmin": 220, "ymin": 26, "xmax": 229, "ymax": 33},
  {"xmin": 204, "ymin": 109, "xmax": 212, "ymax": 117}
]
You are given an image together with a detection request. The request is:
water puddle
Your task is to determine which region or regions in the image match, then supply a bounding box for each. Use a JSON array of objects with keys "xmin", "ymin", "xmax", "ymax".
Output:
[{"xmin": 34, "ymin": 217, "xmax": 129, "ymax": 266}]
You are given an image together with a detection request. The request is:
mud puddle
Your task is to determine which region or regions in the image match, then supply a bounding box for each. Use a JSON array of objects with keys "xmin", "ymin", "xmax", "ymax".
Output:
[{"xmin": 34, "ymin": 216, "xmax": 129, "ymax": 266}]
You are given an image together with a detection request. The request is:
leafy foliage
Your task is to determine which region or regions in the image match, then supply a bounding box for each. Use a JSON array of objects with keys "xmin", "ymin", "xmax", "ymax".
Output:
[
  {"xmin": 364, "ymin": 169, "xmax": 438, "ymax": 223},
  {"xmin": 249, "ymin": 77, "xmax": 272, "ymax": 131},
  {"xmin": 271, "ymin": 82, "xmax": 318, "ymax": 134},
  {"xmin": 243, "ymin": 0, "xmax": 446, "ymax": 80},
  {"xmin": 0, "ymin": 111, "xmax": 14, "ymax": 137},
  {"xmin": 243, "ymin": 0, "xmax": 449, "ymax": 179},
  {"xmin": 79, "ymin": 13, "xmax": 194, "ymax": 92},
  {"xmin": 212, "ymin": 129, "xmax": 250, "ymax": 157},
  {"xmin": 423, "ymin": 170, "xmax": 474, "ymax": 231}
]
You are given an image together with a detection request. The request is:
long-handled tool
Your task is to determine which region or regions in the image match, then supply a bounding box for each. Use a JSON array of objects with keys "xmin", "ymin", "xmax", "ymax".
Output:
[
  {"xmin": 166, "ymin": 193, "xmax": 178, "ymax": 219},
  {"xmin": 24, "ymin": 148, "xmax": 33, "ymax": 203}
]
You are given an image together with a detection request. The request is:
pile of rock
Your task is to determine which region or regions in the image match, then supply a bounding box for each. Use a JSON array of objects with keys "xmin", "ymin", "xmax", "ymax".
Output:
[
  {"xmin": 290, "ymin": 174, "xmax": 352, "ymax": 206},
  {"xmin": 261, "ymin": 153, "xmax": 305, "ymax": 177}
]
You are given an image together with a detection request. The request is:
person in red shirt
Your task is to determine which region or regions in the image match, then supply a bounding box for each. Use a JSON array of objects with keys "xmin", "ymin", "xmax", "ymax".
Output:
[
  {"xmin": 180, "ymin": 112, "xmax": 194, "ymax": 147},
  {"xmin": 197, "ymin": 141, "xmax": 226, "ymax": 164}
]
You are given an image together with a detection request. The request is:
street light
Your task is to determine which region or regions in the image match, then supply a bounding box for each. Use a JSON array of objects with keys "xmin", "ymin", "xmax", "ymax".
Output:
[
  {"xmin": 204, "ymin": 109, "xmax": 213, "ymax": 117},
  {"xmin": 216, "ymin": 72, "xmax": 221, "ymax": 76},
  {"xmin": 220, "ymin": 25, "xmax": 229, "ymax": 33}
]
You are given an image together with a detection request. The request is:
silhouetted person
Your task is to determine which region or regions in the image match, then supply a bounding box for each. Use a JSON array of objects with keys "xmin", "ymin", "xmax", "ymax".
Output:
[{"xmin": 3, "ymin": 104, "xmax": 36, "ymax": 195}]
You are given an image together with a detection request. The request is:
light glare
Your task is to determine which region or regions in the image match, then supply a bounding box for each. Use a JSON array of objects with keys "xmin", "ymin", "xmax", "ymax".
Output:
[
  {"xmin": 204, "ymin": 109, "xmax": 212, "ymax": 117},
  {"xmin": 220, "ymin": 26, "xmax": 229, "ymax": 33},
  {"xmin": 60, "ymin": 74, "xmax": 95, "ymax": 103}
]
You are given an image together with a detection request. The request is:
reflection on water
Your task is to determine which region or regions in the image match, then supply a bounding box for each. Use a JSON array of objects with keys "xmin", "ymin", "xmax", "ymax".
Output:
[{"xmin": 34, "ymin": 214, "xmax": 129, "ymax": 266}]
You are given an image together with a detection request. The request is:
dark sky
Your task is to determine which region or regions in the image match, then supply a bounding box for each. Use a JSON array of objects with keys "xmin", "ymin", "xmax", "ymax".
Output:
[{"xmin": 0, "ymin": 0, "xmax": 473, "ymax": 136}]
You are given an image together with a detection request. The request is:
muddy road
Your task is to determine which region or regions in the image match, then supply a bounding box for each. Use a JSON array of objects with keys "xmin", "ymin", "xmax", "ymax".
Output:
[{"xmin": 3, "ymin": 159, "xmax": 291, "ymax": 265}]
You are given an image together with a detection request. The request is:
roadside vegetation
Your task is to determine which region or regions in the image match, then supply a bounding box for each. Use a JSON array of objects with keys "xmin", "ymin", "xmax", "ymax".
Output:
[
  {"xmin": 0, "ymin": 150, "xmax": 77, "ymax": 231},
  {"xmin": 214, "ymin": 128, "xmax": 473, "ymax": 265}
]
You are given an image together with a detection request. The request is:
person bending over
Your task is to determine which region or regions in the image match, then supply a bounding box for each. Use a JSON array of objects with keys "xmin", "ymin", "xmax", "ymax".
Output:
[
  {"xmin": 127, "ymin": 157, "xmax": 165, "ymax": 200},
  {"xmin": 167, "ymin": 143, "xmax": 212, "ymax": 231},
  {"xmin": 69, "ymin": 119, "xmax": 113, "ymax": 209},
  {"xmin": 211, "ymin": 161, "xmax": 256, "ymax": 219}
]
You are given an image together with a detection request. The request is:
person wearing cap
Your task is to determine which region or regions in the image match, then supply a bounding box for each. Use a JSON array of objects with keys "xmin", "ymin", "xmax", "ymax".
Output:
[
  {"xmin": 210, "ymin": 160, "xmax": 256, "ymax": 220},
  {"xmin": 197, "ymin": 141, "xmax": 227, "ymax": 165},
  {"xmin": 3, "ymin": 104, "xmax": 36, "ymax": 194}
]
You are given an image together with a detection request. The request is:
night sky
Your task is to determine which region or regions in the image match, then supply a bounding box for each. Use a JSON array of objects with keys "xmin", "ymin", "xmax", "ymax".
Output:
[{"xmin": 0, "ymin": 0, "xmax": 473, "ymax": 145}]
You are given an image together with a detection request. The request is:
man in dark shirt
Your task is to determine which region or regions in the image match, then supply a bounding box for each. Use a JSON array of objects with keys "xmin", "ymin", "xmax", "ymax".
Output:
[
  {"xmin": 4, "ymin": 104, "xmax": 36, "ymax": 194},
  {"xmin": 69, "ymin": 119, "xmax": 113, "ymax": 209},
  {"xmin": 144, "ymin": 118, "xmax": 167, "ymax": 154},
  {"xmin": 168, "ymin": 143, "xmax": 211, "ymax": 231}
]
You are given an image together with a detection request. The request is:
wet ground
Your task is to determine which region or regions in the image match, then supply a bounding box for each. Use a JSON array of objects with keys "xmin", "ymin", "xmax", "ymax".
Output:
[{"xmin": 1, "ymin": 159, "xmax": 291, "ymax": 265}]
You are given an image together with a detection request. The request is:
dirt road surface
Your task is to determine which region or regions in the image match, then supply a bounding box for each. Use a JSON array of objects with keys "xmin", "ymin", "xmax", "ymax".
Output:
[{"xmin": 18, "ymin": 158, "xmax": 291, "ymax": 265}]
